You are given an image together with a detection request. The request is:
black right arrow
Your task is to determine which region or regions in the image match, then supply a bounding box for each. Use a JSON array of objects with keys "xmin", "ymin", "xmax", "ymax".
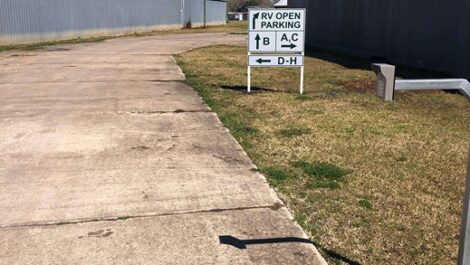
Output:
[
  {"xmin": 281, "ymin": 43, "xmax": 297, "ymax": 49},
  {"xmin": 256, "ymin": 58, "xmax": 271, "ymax": 64},
  {"xmin": 255, "ymin": 34, "xmax": 260, "ymax": 49}
]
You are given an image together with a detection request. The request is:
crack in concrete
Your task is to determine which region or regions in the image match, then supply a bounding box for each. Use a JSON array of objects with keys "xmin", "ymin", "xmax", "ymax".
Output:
[
  {"xmin": 0, "ymin": 203, "xmax": 284, "ymax": 229},
  {"xmin": 0, "ymin": 107, "xmax": 211, "ymax": 119}
]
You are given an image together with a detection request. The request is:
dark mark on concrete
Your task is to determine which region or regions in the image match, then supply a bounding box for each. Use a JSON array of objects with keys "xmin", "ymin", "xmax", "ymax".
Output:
[
  {"xmin": 87, "ymin": 229, "xmax": 114, "ymax": 238},
  {"xmin": 129, "ymin": 109, "xmax": 211, "ymax": 115},
  {"xmin": 131, "ymin": 146, "xmax": 151, "ymax": 151}
]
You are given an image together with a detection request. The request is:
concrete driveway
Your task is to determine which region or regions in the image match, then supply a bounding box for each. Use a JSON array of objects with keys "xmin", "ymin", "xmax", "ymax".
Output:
[{"xmin": 0, "ymin": 33, "xmax": 325, "ymax": 265}]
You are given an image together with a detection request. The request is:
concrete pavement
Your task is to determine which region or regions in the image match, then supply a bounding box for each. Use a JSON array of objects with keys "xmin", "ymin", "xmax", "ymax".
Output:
[{"xmin": 0, "ymin": 33, "xmax": 326, "ymax": 264}]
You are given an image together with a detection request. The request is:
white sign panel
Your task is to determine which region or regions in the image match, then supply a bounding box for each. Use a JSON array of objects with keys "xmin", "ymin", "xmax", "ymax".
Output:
[
  {"xmin": 249, "ymin": 10, "xmax": 305, "ymax": 32},
  {"xmin": 247, "ymin": 8, "xmax": 306, "ymax": 94},
  {"xmin": 248, "ymin": 32, "xmax": 276, "ymax": 52},
  {"xmin": 248, "ymin": 9, "xmax": 306, "ymax": 53},
  {"xmin": 276, "ymin": 31, "xmax": 304, "ymax": 52},
  {"xmin": 249, "ymin": 31, "xmax": 304, "ymax": 53},
  {"xmin": 249, "ymin": 55, "xmax": 304, "ymax": 67}
]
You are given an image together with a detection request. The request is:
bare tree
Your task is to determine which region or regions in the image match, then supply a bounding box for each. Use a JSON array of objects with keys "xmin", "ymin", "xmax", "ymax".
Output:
[{"xmin": 228, "ymin": 0, "xmax": 273, "ymax": 12}]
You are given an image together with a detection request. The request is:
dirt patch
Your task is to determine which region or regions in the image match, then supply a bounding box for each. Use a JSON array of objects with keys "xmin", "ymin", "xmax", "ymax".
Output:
[{"xmin": 339, "ymin": 79, "xmax": 376, "ymax": 93}]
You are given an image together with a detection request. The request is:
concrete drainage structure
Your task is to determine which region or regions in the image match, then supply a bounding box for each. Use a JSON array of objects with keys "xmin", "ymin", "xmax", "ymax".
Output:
[
  {"xmin": 372, "ymin": 63, "xmax": 470, "ymax": 102},
  {"xmin": 395, "ymin": 79, "xmax": 470, "ymax": 99}
]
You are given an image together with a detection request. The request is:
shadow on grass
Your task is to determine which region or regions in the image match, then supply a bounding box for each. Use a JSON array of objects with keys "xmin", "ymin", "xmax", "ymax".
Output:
[
  {"xmin": 305, "ymin": 47, "xmax": 453, "ymax": 79},
  {"xmin": 312, "ymin": 239, "xmax": 363, "ymax": 265},
  {"xmin": 219, "ymin": 235, "xmax": 361, "ymax": 265},
  {"xmin": 220, "ymin": 85, "xmax": 278, "ymax": 93}
]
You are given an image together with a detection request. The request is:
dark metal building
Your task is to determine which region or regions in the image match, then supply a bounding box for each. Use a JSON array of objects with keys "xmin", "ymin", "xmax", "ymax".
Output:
[{"xmin": 289, "ymin": 0, "xmax": 470, "ymax": 79}]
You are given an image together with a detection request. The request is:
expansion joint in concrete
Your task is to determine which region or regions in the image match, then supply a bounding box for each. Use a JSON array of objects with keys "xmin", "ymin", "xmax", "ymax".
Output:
[{"xmin": 0, "ymin": 203, "xmax": 285, "ymax": 230}]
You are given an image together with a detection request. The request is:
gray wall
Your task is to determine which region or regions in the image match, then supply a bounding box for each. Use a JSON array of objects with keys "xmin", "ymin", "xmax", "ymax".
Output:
[
  {"xmin": 289, "ymin": 0, "xmax": 470, "ymax": 79},
  {"xmin": 184, "ymin": 0, "xmax": 204, "ymax": 27},
  {"xmin": 0, "ymin": 0, "xmax": 227, "ymax": 45},
  {"xmin": 207, "ymin": 0, "xmax": 228, "ymax": 26},
  {"xmin": 183, "ymin": 0, "xmax": 227, "ymax": 27}
]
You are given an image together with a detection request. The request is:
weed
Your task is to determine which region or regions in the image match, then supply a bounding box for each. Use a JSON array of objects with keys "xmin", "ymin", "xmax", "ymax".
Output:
[
  {"xmin": 353, "ymin": 218, "xmax": 371, "ymax": 228},
  {"xmin": 296, "ymin": 94, "xmax": 312, "ymax": 101},
  {"xmin": 359, "ymin": 199, "xmax": 373, "ymax": 209},
  {"xmin": 291, "ymin": 161, "xmax": 349, "ymax": 181},
  {"xmin": 292, "ymin": 161, "xmax": 348, "ymax": 189},
  {"xmin": 396, "ymin": 156, "xmax": 407, "ymax": 162},
  {"xmin": 220, "ymin": 116, "xmax": 258, "ymax": 136},
  {"xmin": 263, "ymin": 166, "xmax": 291, "ymax": 184}
]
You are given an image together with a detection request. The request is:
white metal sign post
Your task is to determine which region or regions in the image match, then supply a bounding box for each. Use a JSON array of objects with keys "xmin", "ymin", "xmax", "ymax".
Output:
[{"xmin": 248, "ymin": 9, "xmax": 306, "ymax": 94}]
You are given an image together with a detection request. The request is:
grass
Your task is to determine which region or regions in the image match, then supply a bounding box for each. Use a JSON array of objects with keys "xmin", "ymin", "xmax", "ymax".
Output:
[
  {"xmin": 276, "ymin": 127, "xmax": 312, "ymax": 138},
  {"xmin": 291, "ymin": 160, "xmax": 349, "ymax": 180},
  {"xmin": 117, "ymin": 216, "xmax": 131, "ymax": 221},
  {"xmin": 0, "ymin": 21, "xmax": 248, "ymax": 53},
  {"xmin": 291, "ymin": 160, "xmax": 349, "ymax": 189},
  {"xmin": 263, "ymin": 166, "xmax": 291, "ymax": 185},
  {"xmin": 359, "ymin": 198, "xmax": 373, "ymax": 210},
  {"xmin": 176, "ymin": 44, "xmax": 470, "ymax": 264}
]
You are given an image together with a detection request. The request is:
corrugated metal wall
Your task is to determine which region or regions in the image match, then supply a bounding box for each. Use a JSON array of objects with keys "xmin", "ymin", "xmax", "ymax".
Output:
[
  {"xmin": 0, "ymin": 0, "xmax": 227, "ymax": 45},
  {"xmin": 184, "ymin": 0, "xmax": 204, "ymax": 27},
  {"xmin": 206, "ymin": 1, "xmax": 227, "ymax": 26},
  {"xmin": 182, "ymin": 0, "xmax": 226, "ymax": 27},
  {"xmin": 289, "ymin": 0, "xmax": 470, "ymax": 79}
]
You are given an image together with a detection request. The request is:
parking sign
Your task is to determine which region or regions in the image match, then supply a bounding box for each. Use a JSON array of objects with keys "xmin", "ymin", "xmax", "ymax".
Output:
[
  {"xmin": 248, "ymin": 9, "xmax": 305, "ymax": 53},
  {"xmin": 247, "ymin": 9, "xmax": 306, "ymax": 94}
]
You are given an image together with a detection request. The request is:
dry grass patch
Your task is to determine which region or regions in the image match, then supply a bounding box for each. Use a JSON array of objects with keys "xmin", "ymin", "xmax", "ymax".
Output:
[{"xmin": 176, "ymin": 45, "xmax": 470, "ymax": 265}]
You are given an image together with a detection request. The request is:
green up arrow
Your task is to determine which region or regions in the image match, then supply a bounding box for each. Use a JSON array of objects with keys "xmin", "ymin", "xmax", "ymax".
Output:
[
  {"xmin": 256, "ymin": 58, "xmax": 271, "ymax": 64},
  {"xmin": 252, "ymin": 13, "xmax": 260, "ymax": 30}
]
